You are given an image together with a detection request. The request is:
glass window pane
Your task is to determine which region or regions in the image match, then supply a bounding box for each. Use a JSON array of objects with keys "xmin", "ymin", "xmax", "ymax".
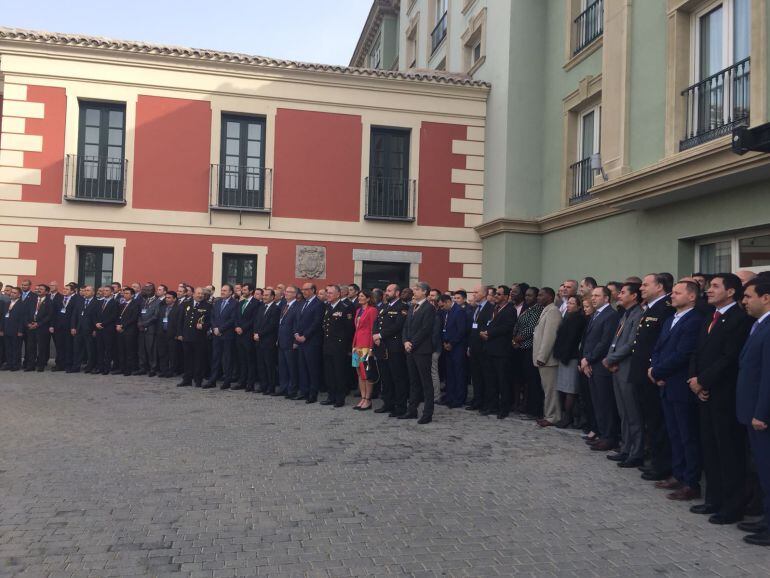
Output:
[
  {"xmin": 699, "ymin": 6, "xmax": 723, "ymax": 79},
  {"xmin": 739, "ymin": 234, "xmax": 770, "ymax": 268},
  {"xmin": 242, "ymin": 259, "xmax": 255, "ymax": 281},
  {"xmin": 699, "ymin": 241, "xmax": 732, "ymax": 274},
  {"xmin": 581, "ymin": 111, "xmax": 594, "ymax": 160},
  {"xmin": 84, "ymin": 144, "xmax": 99, "ymax": 159},
  {"xmin": 225, "ymin": 155, "xmax": 240, "ymax": 168},
  {"xmin": 226, "ymin": 139, "xmax": 240, "ymax": 156},
  {"xmin": 107, "ymin": 146, "xmax": 123, "ymax": 160},
  {"xmin": 85, "ymin": 126, "xmax": 100, "ymax": 145},
  {"xmin": 734, "ymin": 0, "xmax": 750, "ymax": 62},
  {"xmin": 85, "ymin": 108, "xmax": 100, "ymax": 126},
  {"xmin": 247, "ymin": 141, "xmax": 261, "ymax": 158},
  {"xmin": 108, "ymin": 128, "xmax": 123, "ymax": 146},
  {"xmin": 226, "ymin": 259, "xmax": 238, "ymax": 277},
  {"xmin": 247, "ymin": 123, "xmax": 262, "ymax": 140},
  {"xmin": 226, "ymin": 122, "xmax": 240, "ymax": 139},
  {"xmin": 108, "ymin": 110, "xmax": 124, "ymax": 128}
]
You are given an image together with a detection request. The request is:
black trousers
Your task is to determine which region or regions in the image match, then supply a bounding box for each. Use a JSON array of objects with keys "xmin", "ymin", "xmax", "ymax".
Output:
[
  {"xmin": 237, "ymin": 336, "xmax": 257, "ymax": 386},
  {"xmin": 636, "ymin": 379, "xmax": 672, "ymax": 475},
  {"xmin": 379, "ymin": 350, "xmax": 408, "ymax": 413},
  {"xmin": 483, "ymin": 354, "xmax": 512, "ymax": 414},
  {"xmin": 468, "ymin": 346, "xmax": 486, "ymax": 408},
  {"xmin": 117, "ymin": 330, "xmax": 138, "ymax": 374},
  {"xmin": 35, "ymin": 326, "xmax": 51, "ymax": 369},
  {"xmin": 324, "ymin": 351, "xmax": 349, "ymax": 404},
  {"xmin": 3, "ymin": 335, "xmax": 22, "ymax": 369},
  {"xmin": 589, "ymin": 366, "xmax": 620, "ymax": 444},
  {"xmin": 53, "ymin": 328, "xmax": 74, "ymax": 370},
  {"xmin": 407, "ymin": 352, "xmax": 433, "ymax": 417},
  {"xmin": 138, "ymin": 330, "xmax": 157, "ymax": 372},
  {"xmin": 183, "ymin": 340, "xmax": 207, "ymax": 385},
  {"xmin": 156, "ymin": 331, "xmax": 176, "ymax": 376},
  {"xmin": 209, "ymin": 338, "xmax": 233, "ymax": 382},
  {"xmin": 700, "ymin": 394, "xmax": 747, "ymax": 516},
  {"xmin": 523, "ymin": 350, "xmax": 544, "ymax": 418},
  {"xmin": 258, "ymin": 344, "xmax": 277, "ymax": 393},
  {"xmin": 74, "ymin": 330, "xmax": 96, "ymax": 370},
  {"xmin": 24, "ymin": 327, "xmax": 38, "ymax": 368},
  {"xmin": 511, "ymin": 347, "xmax": 527, "ymax": 410},
  {"xmin": 174, "ymin": 340, "xmax": 184, "ymax": 374},
  {"xmin": 95, "ymin": 329, "xmax": 116, "ymax": 372}
]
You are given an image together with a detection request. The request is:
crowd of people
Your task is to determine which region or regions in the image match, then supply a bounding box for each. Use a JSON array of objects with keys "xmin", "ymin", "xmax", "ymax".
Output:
[{"xmin": 0, "ymin": 269, "xmax": 769, "ymax": 547}]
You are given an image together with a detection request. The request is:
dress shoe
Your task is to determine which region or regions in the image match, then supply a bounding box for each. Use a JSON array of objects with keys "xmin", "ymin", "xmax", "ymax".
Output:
[
  {"xmin": 738, "ymin": 521, "xmax": 768, "ymax": 533},
  {"xmin": 743, "ymin": 531, "xmax": 770, "ymax": 546},
  {"xmin": 65, "ymin": 369, "xmax": 79, "ymax": 374},
  {"xmin": 101, "ymin": 370, "xmax": 109, "ymax": 375},
  {"xmin": 333, "ymin": 401, "xmax": 344, "ymax": 408},
  {"xmin": 654, "ymin": 477, "xmax": 682, "ymax": 490},
  {"xmin": 397, "ymin": 413, "xmax": 418, "ymax": 420},
  {"xmin": 245, "ymin": 385, "xmax": 255, "ymax": 392},
  {"xmin": 479, "ymin": 409, "xmax": 494, "ymax": 416},
  {"xmin": 465, "ymin": 405, "xmax": 480, "ymax": 411},
  {"xmin": 270, "ymin": 391, "xmax": 283, "ymax": 396},
  {"xmin": 709, "ymin": 512, "xmax": 743, "ymax": 525},
  {"xmin": 23, "ymin": 367, "xmax": 34, "ymax": 372},
  {"xmin": 690, "ymin": 503, "xmax": 719, "ymax": 515},
  {"xmin": 201, "ymin": 383, "xmax": 214, "ymax": 389},
  {"xmin": 305, "ymin": 395, "xmax": 317, "ymax": 404},
  {"xmin": 132, "ymin": 370, "xmax": 147, "ymax": 376},
  {"xmin": 590, "ymin": 441, "xmax": 616, "ymax": 452},
  {"xmin": 51, "ymin": 366, "xmax": 64, "ymax": 372},
  {"xmin": 320, "ymin": 398, "xmax": 335, "ymax": 406},
  {"xmin": 148, "ymin": 371, "xmax": 156, "ymax": 377},
  {"xmin": 606, "ymin": 452, "xmax": 628, "ymax": 462},
  {"xmin": 641, "ymin": 470, "xmax": 671, "ymax": 481},
  {"xmin": 219, "ymin": 383, "xmax": 231, "ymax": 390},
  {"xmin": 667, "ymin": 486, "xmax": 700, "ymax": 501},
  {"xmin": 536, "ymin": 419, "xmax": 553, "ymax": 427},
  {"xmin": 176, "ymin": 381, "xmax": 191, "ymax": 387},
  {"xmin": 417, "ymin": 415, "xmax": 432, "ymax": 424},
  {"xmin": 374, "ymin": 405, "xmax": 392, "ymax": 413},
  {"xmin": 497, "ymin": 412, "xmax": 509, "ymax": 420},
  {"xmin": 618, "ymin": 458, "xmax": 644, "ymax": 468},
  {"xmin": 36, "ymin": 367, "xmax": 45, "ymax": 372},
  {"xmin": 230, "ymin": 384, "xmax": 244, "ymax": 390},
  {"xmin": 203, "ymin": 381, "xmax": 216, "ymax": 388},
  {"xmin": 110, "ymin": 370, "xmax": 123, "ymax": 375},
  {"xmin": 388, "ymin": 411, "xmax": 401, "ymax": 417}
]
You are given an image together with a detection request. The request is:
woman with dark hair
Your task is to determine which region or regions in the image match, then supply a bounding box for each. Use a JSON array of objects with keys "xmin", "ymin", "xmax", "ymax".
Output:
[
  {"xmin": 352, "ymin": 290, "xmax": 378, "ymax": 410},
  {"xmin": 553, "ymin": 295, "xmax": 587, "ymax": 428}
]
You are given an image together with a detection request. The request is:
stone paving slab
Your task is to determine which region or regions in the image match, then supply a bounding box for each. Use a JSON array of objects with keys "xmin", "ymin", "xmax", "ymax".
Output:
[{"xmin": 0, "ymin": 372, "xmax": 768, "ymax": 577}]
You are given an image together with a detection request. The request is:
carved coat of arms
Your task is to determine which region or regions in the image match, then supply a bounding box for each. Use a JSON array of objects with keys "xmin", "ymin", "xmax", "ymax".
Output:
[{"xmin": 295, "ymin": 245, "xmax": 326, "ymax": 279}]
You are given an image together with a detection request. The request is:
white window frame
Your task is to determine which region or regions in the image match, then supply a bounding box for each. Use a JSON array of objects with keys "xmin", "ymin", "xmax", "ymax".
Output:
[
  {"xmin": 577, "ymin": 105, "xmax": 601, "ymax": 162},
  {"xmin": 369, "ymin": 37, "xmax": 382, "ymax": 69},
  {"xmin": 436, "ymin": 0, "xmax": 448, "ymax": 24},
  {"xmin": 695, "ymin": 227, "xmax": 770, "ymax": 274}
]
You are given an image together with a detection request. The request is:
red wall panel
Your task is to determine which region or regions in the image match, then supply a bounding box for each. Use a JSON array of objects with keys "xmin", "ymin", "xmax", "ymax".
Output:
[
  {"xmin": 272, "ymin": 109, "xmax": 362, "ymax": 222},
  {"xmin": 417, "ymin": 121, "xmax": 466, "ymax": 228},
  {"xmin": 22, "ymin": 86, "xmax": 67, "ymax": 204},
  {"xmin": 132, "ymin": 95, "xmax": 211, "ymax": 212}
]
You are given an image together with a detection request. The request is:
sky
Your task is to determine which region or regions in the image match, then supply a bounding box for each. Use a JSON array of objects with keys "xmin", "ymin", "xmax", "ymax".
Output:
[{"xmin": 0, "ymin": 0, "xmax": 373, "ymax": 66}]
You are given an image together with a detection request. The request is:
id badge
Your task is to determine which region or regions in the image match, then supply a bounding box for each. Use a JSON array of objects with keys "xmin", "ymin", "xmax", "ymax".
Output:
[
  {"xmin": 4, "ymin": 312, "xmax": 9, "ymax": 319},
  {"xmin": 60, "ymin": 307, "xmax": 67, "ymax": 314},
  {"xmin": 487, "ymin": 320, "xmax": 492, "ymax": 326},
  {"xmin": 141, "ymin": 308, "xmax": 148, "ymax": 314},
  {"xmin": 163, "ymin": 316, "xmax": 169, "ymax": 324},
  {"xmin": 472, "ymin": 322, "xmax": 478, "ymax": 329}
]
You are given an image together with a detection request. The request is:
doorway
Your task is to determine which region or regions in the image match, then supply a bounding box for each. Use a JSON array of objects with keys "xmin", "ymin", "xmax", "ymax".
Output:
[{"xmin": 361, "ymin": 261, "xmax": 410, "ymax": 292}]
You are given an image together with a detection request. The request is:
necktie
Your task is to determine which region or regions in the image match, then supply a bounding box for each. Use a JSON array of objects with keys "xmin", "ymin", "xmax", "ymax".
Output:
[
  {"xmin": 474, "ymin": 304, "xmax": 482, "ymax": 322},
  {"xmin": 241, "ymin": 300, "xmax": 247, "ymax": 313},
  {"xmin": 708, "ymin": 310, "xmax": 722, "ymax": 334},
  {"xmin": 221, "ymin": 300, "xmax": 226, "ymax": 313}
]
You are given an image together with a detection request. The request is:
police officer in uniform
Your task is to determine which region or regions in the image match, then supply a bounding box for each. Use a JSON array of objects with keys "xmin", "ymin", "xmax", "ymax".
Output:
[
  {"xmin": 177, "ymin": 287, "xmax": 211, "ymax": 388},
  {"xmin": 373, "ymin": 284, "xmax": 409, "ymax": 416},
  {"xmin": 321, "ymin": 285, "xmax": 354, "ymax": 407}
]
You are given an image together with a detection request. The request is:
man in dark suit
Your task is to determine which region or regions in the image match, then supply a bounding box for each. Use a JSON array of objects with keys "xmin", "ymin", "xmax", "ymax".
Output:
[
  {"xmin": 206, "ymin": 284, "xmax": 237, "ymax": 389},
  {"xmin": 631, "ymin": 273, "xmax": 676, "ymax": 481},
  {"xmin": 373, "ymin": 283, "xmax": 409, "ymax": 416},
  {"xmin": 136, "ymin": 283, "xmax": 162, "ymax": 377},
  {"xmin": 688, "ymin": 273, "xmax": 754, "ymax": 523},
  {"xmin": 294, "ymin": 283, "xmax": 324, "ymax": 403},
  {"xmin": 735, "ymin": 278, "xmax": 770, "ymax": 545},
  {"xmin": 480, "ymin": 286, "xmax": 518, "ymax": 418},
  {"xmin": 581, "ymin": 286, "xmax": 621, "ymax": 451},
  {"xmin": 157, "ymin": 291, "xmax": 182, "ymax": 378},
  {"xmin": 94, "ymin": 286, "xmax": 119, "ymax": 375},
  {"xmin": 401, "ymin": 282, "xmax": 436, "ymax": 424},
  {"xmin": 115, "ymin": 287, "xmax": 140, "ymax": 376},
  {"xmin": 177, "ymin": 287, "xmax": 211, "ymax": 388},
  {"xmin": 70, "ymin": 285, "xmax": 99, "ymax": 373},
  {"xmin": 277, "ymin": 285, "xmax": 301, "ymax": 397},
  {"xmin": 254, "ymin": 288, "xmax": 280, "ymax": 394},
  {"xmin": 321, "ymin": 285, "xmax": 354, "ymax": 407},
  {"xmin": 51, "ymin": 283, "xmax": 79, "ymax": 372},
  {"xmin": 650, "ymin": 281, "xmax": 704, "ymax": 501},
  {"xmin": 235, "ymin": 284, "xmax": 261, "ymax": 391},
  {"xmin": 18, "ymin": 279, "xmax": 35, "ymax": 368},
  {"xmin": 467, "ymin": 285, "xmax": 494, "ymax": 411},
  {"xmin": 442, "ymin": 290, "xmax": 469, "ymax": 408},
  {"xmin": 0, "ymin": 286, "xmax": 25, "ymax": 370},
  {"xmin": 24, "ymin": 284, "xmax": 54, "ymax": 371}
]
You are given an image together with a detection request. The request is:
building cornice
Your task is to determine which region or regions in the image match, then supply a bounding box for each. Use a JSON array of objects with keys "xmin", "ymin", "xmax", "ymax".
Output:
[
  {"xmin": 349, "ymin": 0, "xmax": 400, "ymax": 68},
  {"xmin": 0, "ymin": 26, "xmax": 489, "ymax": 90}
]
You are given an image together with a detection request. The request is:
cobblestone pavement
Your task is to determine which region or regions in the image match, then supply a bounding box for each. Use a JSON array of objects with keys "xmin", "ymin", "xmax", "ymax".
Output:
[{"xmin": 1, "ymin": 372, "xmax": 769, "ymax": 578}]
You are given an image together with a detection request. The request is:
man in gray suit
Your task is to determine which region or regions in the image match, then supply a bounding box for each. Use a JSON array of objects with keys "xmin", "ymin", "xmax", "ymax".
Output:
[
  {"xmin": 136, "ymin": 283, "xmax": 162, "ymax": 376},
  {"xmin": 604, "ymin": 282, "xmax": 645, "ymax": 467},
  {"xmin": 581, "ymin": 286, "xmax": 621, "ymax": 452},
  {"xmin": 533, "ymin": 287, "xmax": 563, "ymax": 427}
]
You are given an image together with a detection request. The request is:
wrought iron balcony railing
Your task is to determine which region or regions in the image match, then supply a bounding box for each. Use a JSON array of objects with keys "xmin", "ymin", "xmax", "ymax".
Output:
[
  {"xmin": 431, "ymin": 11, "xmax": 448, "ymax": 55},
  {"xmin": 365, "ymin": 177, "xmax": 416, "ymax": 221},
  {"xmin": 64, "ymin": 154, "xmax": 127, "ymax": 203},
  {"xmin": 573, "ymin": 0, "xmax": 604, "ymax": 55},
  {"xmin": 569, "ymin": 157, "xmax": 594, "ymax": 205},
  {"xmin": 209, "ymin": 164, "xmax": 271, "ymax": 212},
  {"xmin": 680, "ymin": 58, "xmax": 750, "ymax": 151}
]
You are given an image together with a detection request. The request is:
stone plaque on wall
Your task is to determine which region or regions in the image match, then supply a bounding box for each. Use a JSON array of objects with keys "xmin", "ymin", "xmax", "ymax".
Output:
[{"xmin": 295, "ymin": 245, "xmax": 326, "ymax": 279}]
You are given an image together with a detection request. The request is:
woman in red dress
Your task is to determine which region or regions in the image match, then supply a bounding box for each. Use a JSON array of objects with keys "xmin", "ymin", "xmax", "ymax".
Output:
[{"xmin": 352, "ymin": 290, "xmax": 378, "ymax": 410}]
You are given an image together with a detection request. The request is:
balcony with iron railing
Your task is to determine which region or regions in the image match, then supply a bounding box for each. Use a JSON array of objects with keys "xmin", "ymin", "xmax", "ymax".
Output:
[
  {"xmin": 680, "ymin": 58, "xmax": 750, "ymax": 151},
  {"xmin": 209, "ymin": 164, "xmax": 272, "ymax": 212},
  {"xmin": 364, "ymin": 177, "xmax": 416, "ymax": 221},
  {"xmin": 569, "ymin": 157, "xmax": 594, "ymax": 205},
  {"xmin": 63, "ymin": 154, "xmax": 127, "ymax": 203},
  {"xmin": 573, "ymin": 0, "xmax": 604, "ymax": 55},
  {"xmin": 431, "ymin": 11, "xmax": 447, "ymax": 55}
]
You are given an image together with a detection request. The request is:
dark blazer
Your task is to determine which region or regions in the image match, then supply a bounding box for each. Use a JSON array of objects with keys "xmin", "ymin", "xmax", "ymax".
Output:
[
  {"xmin": 255, "ymin": 300, "xmax": 280, "ymax": 348},
  {"xmin": 73, "ymin": 297, "xmax": 99, "ymax": 333},
  {"xmin": 1, "ymin": 299, "xmax": 26, "ymax": 336},
  {"xmin": 277, "ymin": 300, "xmax": 301, "ymax": 350},
  {"xmin": 322, "ymin": 300, "xmax": 354, "ymax": 356},
  {"xmin": 443, "ymin": 303, "xmax": 469, "ymax": 348},
  {"xmin": 432, "ymin": 307, "xmax": 445, "ymax": 353},
  {"xmin": 294, "ymin": 296, "xmax": 324, "ymax": 347},
  {"xmin": 651, "ymin": 309, "xmax": 704, "ymax": 404},
  {"xmin": 374, "ymin": 298, "xmax": 408, "ymax": 355},
  {"xmin": 689, "ymin": 303, "xmax": 753, "ymax": 396},
  {"xmin": 95, "ymin": 298, "xmax": 119, "ymax": 333},
  {"xmin": 582, "ymin": 306, "xmax": 619, "ymax": 364},
  {"xmin": 553, "ymin": 311, "xmax": 587, "ymax": 363},
  {"xmin": 210, "ymin": 297, "xmax": 237, "ymax": 339},
  {"xmin": 53, "ymin": 294, "xmax": 78, "ymax": 332},
  {"xmin": 736, "ymin": 317, "xmax": 770, "ymax": 425},
  {"xmin": 469, "ymin": 301, "xmax": 493, "ymax": 352},
  {"xmin": 483, "ymin": 302, "xmax": 517, "ymax": 358},
  {"xmin": 235, "ymin": 297, "xmax": 261, "ymax": 337},
  {"xmin": 402, "ymin": 300, "xmax": 436, "ymax": 355},
  {"xmin": 629, "ymin": 296, "xmax": 675, "ymax": 386},
  {"xmin": 179, "ymin": 300, "xmax": 211, "ymax": 342},
  {"xmin": 117, "ymin": 299, "xmax": 140, "ymax": 334},
  {"xmin": 20, "ymin": 291, "xmax": 36, "ymax": 324},
  {"xmin": 29, "ymin": 295, "xmax": 54, "ymax": 328},
  {"xmin": 160, "ymin": 301, "xmax": 183, "ymax": 337}
]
